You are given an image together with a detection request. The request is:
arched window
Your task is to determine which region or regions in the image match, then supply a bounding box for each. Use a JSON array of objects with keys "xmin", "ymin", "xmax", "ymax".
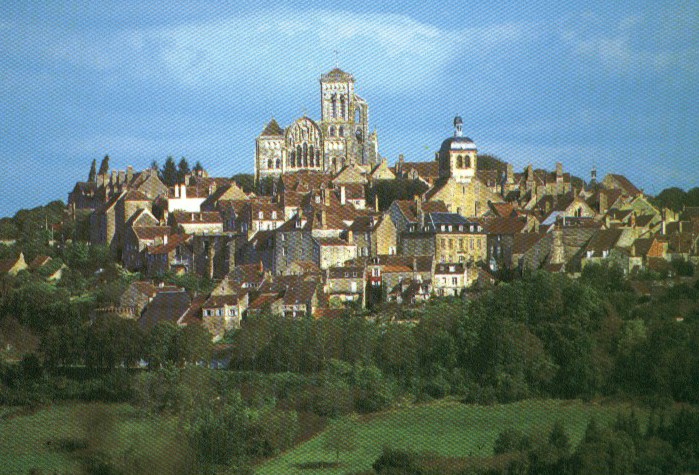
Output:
[
  {"xmin": 290, "ymin": 150, "xmax": 296, "ymax": 167},
  {"xmin": 296, "ymin": 145, "xmax": 302, "ymax": 166},
  {"xmin": 267, "ymin": 159, "xmax": 272, "ymax": 169},
  {"xmin": 315, "ymin": 151, "xmax": 321, "ymax": 167},
  {"xmin": 329, "ymin": 126, "xmax": 335, "ymax": 137},
  {"xmin": 276, "ymin": 159, "xmax": 281, "ymax": 169},
  {"xmin": 339, "ymin": 126, "xmax": 344, "ymax": 137},
  {"xmin": 340, "ymin": 95, "xmax": 345, "ymax": 119},
  {"xmin": 302, "ymin": 143, "xmax": 308, "ymax": 167},
  {"xmin": 456, "ymin": 155, "xmax": 463, "ymax": 168},
  {"xmin": 331, "ymin": 94, "xmax": 337, "ymax": 118},
  {"xmin": 464, "ymin": 155, "xmax": 471, "ymax": 168},
  {"xmin": 355, "ymin": 108, "xmax": 361, "ymax": 123}
]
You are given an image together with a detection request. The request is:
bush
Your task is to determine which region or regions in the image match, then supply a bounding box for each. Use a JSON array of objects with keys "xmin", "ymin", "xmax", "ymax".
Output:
[{"xmin": 494, "ymin": 428, "xmax": 531, "ymax": 454}]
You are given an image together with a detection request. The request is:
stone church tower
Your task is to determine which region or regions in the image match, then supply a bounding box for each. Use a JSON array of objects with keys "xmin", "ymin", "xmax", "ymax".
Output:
[{"xmin": 254, "ymin": 68, "xmax": 379, "ymax": 183}]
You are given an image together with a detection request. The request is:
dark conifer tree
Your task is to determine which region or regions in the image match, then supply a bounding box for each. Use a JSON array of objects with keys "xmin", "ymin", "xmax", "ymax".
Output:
[
  {"xmin": 177, "ymin": 157, "xmax": 191, "ymax": 182},
  {"xmin": 98, "ymin": 154, "xmax": 110, "ymax": 175},
  {"xmin": 161, "ymin": 156, "xmax": 178, "ymax": 186},
  {"xmin": 193, "ymin": 160, "xmax": 204, "ymax": 174},
  {"xmin": 88, "ymin": 159, "xmax": 97, "ymax": 182}
]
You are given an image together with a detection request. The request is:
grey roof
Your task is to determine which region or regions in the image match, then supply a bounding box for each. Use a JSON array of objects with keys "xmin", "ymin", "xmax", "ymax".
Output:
[{"xmin": 139, "ymin": 291, "xmax": 191, "ymax": 330}]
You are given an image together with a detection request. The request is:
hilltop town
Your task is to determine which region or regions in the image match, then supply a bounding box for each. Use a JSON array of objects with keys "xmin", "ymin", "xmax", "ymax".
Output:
[
  {"xmin": 23, "ymin": 69, "xmax": 688, "ymax": 338},
  {"xmin": 2, "ymin": 68, "xmax": 699, "ymax": 474}
]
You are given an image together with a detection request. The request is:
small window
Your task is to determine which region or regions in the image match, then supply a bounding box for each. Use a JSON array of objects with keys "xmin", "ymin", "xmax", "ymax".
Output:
[
  {"xmin": 452, "ymin": 277, "xmax": 458, "ymax": 285},
  {"xmin": 271, "ymin": 211, "xmax": 277, "ymax": 220},
  {"xmin": 258, "ymin": 211, "xmax": 264, "ymax": 219}
]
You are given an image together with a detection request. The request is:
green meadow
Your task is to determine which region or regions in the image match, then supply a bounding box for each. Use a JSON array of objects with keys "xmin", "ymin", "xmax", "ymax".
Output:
[
  {"xmin": 0, "ymin": 403, "xmax": 183, "ymax": 474},
  {"xmin": 255, "ymin": 399, "xmax": 645, "ymax": 475}
]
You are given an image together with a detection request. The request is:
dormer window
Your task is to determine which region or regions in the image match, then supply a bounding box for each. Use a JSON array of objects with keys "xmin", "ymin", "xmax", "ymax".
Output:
[
  {"xmin": 258, "ymin": 211, "xmax": 264, "ymax": 220},
  {"xmin": 295, "ymin": 220, "xmax": 302, "ymax": 229},
  {"xmin": 315, "ymin": 195, "xmax": 321, "ymax": 203},
  {"xmin": 272, "ymin": 211, "xmax": 277, "ymax": 220}
]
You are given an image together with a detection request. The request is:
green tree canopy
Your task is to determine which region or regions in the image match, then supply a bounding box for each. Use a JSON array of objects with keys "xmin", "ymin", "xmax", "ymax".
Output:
[
  {"xmin": 161, "ymin": 156, "xmax": 179, "ymax": 187},
  {"xmin": 177, "ymin": 157, "xmax": 191, "ymax": 183},
  {"xmin": 88, "ymin": 158, "xmax": 97, "ymax": 182},
  {"xmin": 98, "ymin": 154, "xmax": 110, "ymax": 175}
]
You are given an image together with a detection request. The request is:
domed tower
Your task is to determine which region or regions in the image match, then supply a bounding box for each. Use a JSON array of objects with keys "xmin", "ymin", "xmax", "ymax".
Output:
[{"xmin": 438, "ymin": 116, "xmax": 477, "ymax": 183}]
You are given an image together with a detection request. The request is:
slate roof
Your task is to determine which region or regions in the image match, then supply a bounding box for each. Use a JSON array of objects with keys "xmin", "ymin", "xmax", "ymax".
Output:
[
  {"xmin": 608, "ymin": 174, "xmax": 642, "ymax": 196},
  {"xmin": 583, "ymin": 229, "xmax": 624, "ymax": 257},
  {"xmin": 480, "ymin": 216, "xmax": 528, "ymax": 235},
  {"xmin": 179, "ymin": 294, "xmax": 207, "ymax": 326},
  {"xmin": 260, "ymin": 119, "xmax": 285, "ymax": 136},
  {"xmin": 139, "ymin": 290, "xmax": 191, "ymax": 329},
  {"xmin": 123, "ymin": 190, "xmax": 150, "ymax": 202},
  {"xmin": 172, "ymin": 211, "xmax": 223, "ymax": 224}
]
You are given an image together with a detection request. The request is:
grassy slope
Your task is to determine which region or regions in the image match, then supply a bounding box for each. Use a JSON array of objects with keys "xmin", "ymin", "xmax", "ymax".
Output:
[
  {"xmin": 256, "ymin": 399, "xmax": 644, "ymax": 475},
  {"xmin": 0, "ymin": 403, "xmax": 178, "ymax": 474}
]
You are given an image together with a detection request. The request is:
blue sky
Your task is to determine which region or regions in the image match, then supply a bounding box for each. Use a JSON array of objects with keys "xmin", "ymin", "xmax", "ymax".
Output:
[{"xmin": 1, "ymin": 1, "xmax": 697, "ymax": 217}]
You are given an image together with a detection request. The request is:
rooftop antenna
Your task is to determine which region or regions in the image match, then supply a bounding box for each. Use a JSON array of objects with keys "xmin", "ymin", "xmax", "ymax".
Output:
[{"xmin": 333, "ymin": 50, "xmax": 339, "ymax": 68}]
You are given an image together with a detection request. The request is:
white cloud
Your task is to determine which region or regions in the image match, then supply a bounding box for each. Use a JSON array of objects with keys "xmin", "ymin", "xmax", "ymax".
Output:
[
  {"xmin": 561, "ymin": 13, "xmax": 699, "ymax": 75},
  {"xmin": 2, "ymin": 9, "xmax": 533, "ymax": 95}
]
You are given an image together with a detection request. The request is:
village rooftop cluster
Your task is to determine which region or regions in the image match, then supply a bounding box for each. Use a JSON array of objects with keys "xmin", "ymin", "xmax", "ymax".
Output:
[{"xmin": 5, "ymin": 68, "xmax": 697, "ymax": 343}]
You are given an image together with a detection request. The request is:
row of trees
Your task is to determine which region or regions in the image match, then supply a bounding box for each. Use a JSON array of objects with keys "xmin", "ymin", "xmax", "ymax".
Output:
[{"xmin": 86, "ymin": 154, "xmax": 205, "ymax": 187}]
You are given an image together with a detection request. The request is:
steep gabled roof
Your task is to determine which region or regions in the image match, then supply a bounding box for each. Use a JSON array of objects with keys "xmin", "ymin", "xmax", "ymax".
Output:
[
  {"xmin": 260, "ymin": 119, "xmax": 285, "ymax": 136},
  {"xmin": 139, "ymin": 290, "xmax": 191, "ymax": 329},
  {"xmin": 583, "ymin": 229, "xmax": 624, "ymax": 257},
  {"xmin": 606, "ymin": 174, "xmax": 642, "ymax": 196}
]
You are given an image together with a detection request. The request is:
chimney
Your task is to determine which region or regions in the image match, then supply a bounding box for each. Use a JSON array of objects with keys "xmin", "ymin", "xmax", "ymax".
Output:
[
  {"xmin": 599, "ymin": 191, "xmax": 608, "ymax": 214},
  {"xmin": 340, "ymin": 185, "xmax": 346, "ymax": 205},
  {"xmin": 374, "ymin": 194, "xmax": 379, "ymax": 212},
  {"xmin": 174, "ymin": 185, "xmax": 180, "ymax": 198},
  {"xmin": 412, "ymin": 257, "xmax": 418, "ymax": 272},
  {"xmin": 323, "ymin": 189, "xmax": 329, "ymax": 206},
  {"xmin": 110, "ymin": 170, "xmax": 117, "ymax": 184},
  {"xmin": 208, "ymin": 185, "xmax": 214, "ymax": 195},
  {"xmin": 347, "ymin": 229, "xmax": 353, "ymax": 244},
  {"xmin": 398, "ymin": 154, "xmax": 405, "ymax": 174},
  {"xmin": 526, "ymin": 164, "xmax": 533, "ymax": 182},
  {"xmin": 321, "ymin": 209, "xmax": 327, "ymax": 228},
  {"xmin": 181, "ymin": 184, "xmax": 187, "ymax": 200},
  {"xmin": 118, "ymin": 170, "xmax": 126, "ymax": 184},
  {"xmin": 506, "ymin": 163, "xmax": 514, "ymax": 184},
  {"xmin": 126, "ymin": 166, "xmax": 133, "ymax": 183},
  {"xmin": 556, "ymin": 162, "xmax": 563, "ymax": 179}
]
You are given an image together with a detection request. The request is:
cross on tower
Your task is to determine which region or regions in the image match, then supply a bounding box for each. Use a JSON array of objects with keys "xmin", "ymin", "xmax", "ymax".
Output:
[{"xmin": 333, "ymin": 50, "xmax": 339, "ymax": 68}]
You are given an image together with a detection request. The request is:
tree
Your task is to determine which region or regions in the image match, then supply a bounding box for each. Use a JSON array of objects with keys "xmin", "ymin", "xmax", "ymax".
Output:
[
  {"xmin": 177, "ymin": 157, "xmax": 191, "ymax": 183},
  {"xmin": 654, "ymin": 187, "xmax": 686, "ymax": 212},
  {"xmin": 176, "ymin": 324, "xmax": 212, "ymax": 366},
  {"xmin": 150, "ymin": 159, "xmax": 159, "ymax": 171},
  {"xmin": 98, "ymin": 154, "xmax": 110, "ymax": 175},
  {"xmin": 192, "ymin": 161, "xmax": 204, "ymax": 174},
  {"xmin": 88, "ymin": 159, "xmax": 97, "ymax": 182},
  {"xmin": 494, "ymin": 428, "xmax": 532, "ymax": 454},
  {"xmin": 323, "ymin": 416, "xmax": 359, "ymax": 462},
  {"xmin": 231, "ymin": 173, "xmax": 255, "ymax": 193},
  {"xmin": 160, "ymin": 156, "xmax": 179, "ymax": 187},
  {"xmin": 145, "ymin": 321, "xmax": 180, "ymax": 368}
]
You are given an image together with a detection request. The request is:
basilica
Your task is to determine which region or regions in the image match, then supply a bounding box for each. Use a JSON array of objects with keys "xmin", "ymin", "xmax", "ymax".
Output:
[{"xmin": 254, "ymin": 68, "xmax": 379, "ymax": 183}]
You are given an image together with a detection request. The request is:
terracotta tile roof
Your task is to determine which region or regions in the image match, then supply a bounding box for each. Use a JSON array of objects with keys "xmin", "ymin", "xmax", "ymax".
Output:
[
  {"xmin": 608, "ymin": 174, "xmax": 642, "ymax": 196},
  {"xmin": 179, "ymin": 294, "xmax": 207, "ymax": 326},
  {"xmin": 480, "ymin": 216, "xmax": 527, "ymax": 235},
  {"xmin": 167, "ymin": 185, "xmax": 209, "ymax": 199},
  {"xmin": 248, "ymin": 293, "xmax": 280, "ymax": 310},
  {"xmin": 313, "ymin": 308, "xmax": 347, "ymax": 319},
  {"xmin": 147, "ymin": 233, "xmax": 191, "ymax": 255},
  {"xmin": 28, "ymin": 255, "xmax": 52, "ymax": 270},
  {"xmin": 512, "ymin": 233, "xmax": 546, "ymax": 254},
  {"xmin": 633, "ymin": 238, "xmax": 654, "ymax": 257},
  {"xmin": 394, "ymin": 199, "xmax": 448, "ymax": 223},
  {"xmin": 133, "ymin": 226, "xmax": 171, "ymax": 242},
  {"xmin": 401, "ymin": 161, "xmax": 439, "ymax": 180},
  {"xmin": 356, "ymin": 254, "xmax": 433, "ymax": 273},
  {"xmin": 348, "ymin": 215, "xmax": 382, "ymax": 232},
  {"xmin": 282, "ymin": 171, "xmax": 333, "ymax": 192},
  {"xmin": 489, "ymin": 202, "xmax": 517, "ymax": 217},
  {"xmin": 172, "ymin": 211, "xmax": 222, "ymax": 224},
  {"xmin": 327, "ymin": 266, "xmax": 364, "ymax": 279}
]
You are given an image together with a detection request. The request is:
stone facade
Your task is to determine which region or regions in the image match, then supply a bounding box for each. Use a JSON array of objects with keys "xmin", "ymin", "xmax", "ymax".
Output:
[{"xmin": 255, "ymin": 68, "xmax": 379, "ymax": 183}]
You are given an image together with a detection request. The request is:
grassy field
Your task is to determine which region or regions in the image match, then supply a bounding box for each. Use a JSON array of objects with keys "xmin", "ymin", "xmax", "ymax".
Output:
[
  {"xmin": 255, "ymin": 399, "xmax": 645, "ymax": 475},
  {"xmin": 0, "ymin": 403, "xmax": 181, "ymax": 474}
]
